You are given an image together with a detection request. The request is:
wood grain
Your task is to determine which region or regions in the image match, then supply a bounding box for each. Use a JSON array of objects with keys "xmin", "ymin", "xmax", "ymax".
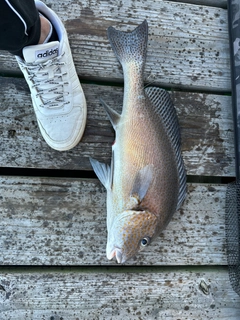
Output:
[
  {"xmin": 0, "ymin": 77, "xmax": 235, "ymax": 176},
  {"xmin": 0, "ymin": 268, "xmax": 239, "ymax": 319},
  {"xmin": 0, "ymin": 0, "xmax": 238, "ymax": 317},
  {"xmin": 0, "ymin": 0, "xmax": 230, "ymax": 91},
  {"xmin": 0, "ymin": 176, "xmax": 229, "ymax": 266}
]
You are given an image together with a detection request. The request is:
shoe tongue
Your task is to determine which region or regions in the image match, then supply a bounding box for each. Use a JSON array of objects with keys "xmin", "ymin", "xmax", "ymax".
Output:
[{"xmin": 23, "ymin": 41, "xmax": 60, "ymax": 63}]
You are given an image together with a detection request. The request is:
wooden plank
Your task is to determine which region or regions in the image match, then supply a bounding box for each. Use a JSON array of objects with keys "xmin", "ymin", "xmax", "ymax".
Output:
[
  {"xmin": 0, "ymin": 268, "xmax": 239, "ymax": 319},
  {"xmin": 0, "ymin": 176, "xmax": 229, "ymax": 265},
  {"xmin": 0, "ymin": 77, "xmax": 235, "ymax": 176},
  {"xmin": 0, "ymin": 0, "xmax": 230, "ymax": 91}
]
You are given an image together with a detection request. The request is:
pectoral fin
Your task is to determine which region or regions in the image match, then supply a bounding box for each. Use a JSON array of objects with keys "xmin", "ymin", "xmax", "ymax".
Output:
[
  {"xmin": 130, "ymin": 165, "xmax": 153, "ymax": 204},
  {"xmin": 90, "ymin": 157, "xmax": 112, "ymax": 190},
  {"xmin": 100, "ymin": 98, "xmax": 121, "ymax": 129}
]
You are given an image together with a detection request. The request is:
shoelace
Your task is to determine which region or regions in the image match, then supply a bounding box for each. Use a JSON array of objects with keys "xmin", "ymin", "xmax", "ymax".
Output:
[{"xmin": 20, "ymin": 54, "xmax": 70, "ymax": 109}]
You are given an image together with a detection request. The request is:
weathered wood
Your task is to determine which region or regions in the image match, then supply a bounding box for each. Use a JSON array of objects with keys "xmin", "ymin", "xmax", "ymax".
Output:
[
  {"xmin": 0, "ymin": 268, "xmax": 239, "ymax": 319},
  {"xmin": 0, "ymin": 0, "xmax": 236, "ymax": 318},
  {"xmin": 0, "ymin": 176, "xmax": 229, "ymax": 265},
  {"xmin": 0, "ymin": 77, "xmax": 235, "ymax": 176},
  {"xmin": 0, "ymin": 0, "xmax": 230, "ymax": 91}
]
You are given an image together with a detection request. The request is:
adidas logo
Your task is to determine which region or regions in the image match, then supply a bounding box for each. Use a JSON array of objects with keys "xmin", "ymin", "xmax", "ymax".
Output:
[{"xmin": 36, "ymin": 47, "xmax": 58, "ymax": 59}]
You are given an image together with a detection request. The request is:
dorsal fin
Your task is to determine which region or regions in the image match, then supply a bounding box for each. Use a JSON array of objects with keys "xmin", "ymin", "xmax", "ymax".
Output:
[
  {"xmin": 100, "ymin": 98, "xmax": 121, "ymax": 130},
  {"xmin": 145, "ymin": 87, "xmax": 187, "ymax": 209}
]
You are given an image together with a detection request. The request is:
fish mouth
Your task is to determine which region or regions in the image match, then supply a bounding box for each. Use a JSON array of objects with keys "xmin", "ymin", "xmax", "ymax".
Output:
[{"xmin": 107, "ymin": 248, "xmax": 123, "ymax": 264}]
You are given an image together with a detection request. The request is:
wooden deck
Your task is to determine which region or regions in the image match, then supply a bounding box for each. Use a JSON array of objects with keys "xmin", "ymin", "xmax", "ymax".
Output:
[{"xmin": 0, "ymin": 0, "xmax": 240, "ymax": 319}]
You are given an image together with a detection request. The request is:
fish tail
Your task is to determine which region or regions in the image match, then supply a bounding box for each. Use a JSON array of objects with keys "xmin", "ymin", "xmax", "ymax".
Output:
[{"xmin": 107, "ymin": 20, "xmax": 148, "ymax": 69}]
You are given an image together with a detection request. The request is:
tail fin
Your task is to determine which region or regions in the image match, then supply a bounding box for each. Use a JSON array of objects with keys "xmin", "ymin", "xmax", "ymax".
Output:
[{"xmin": 107, "ymin": 20, "xmax": 148, "ymax": 66}]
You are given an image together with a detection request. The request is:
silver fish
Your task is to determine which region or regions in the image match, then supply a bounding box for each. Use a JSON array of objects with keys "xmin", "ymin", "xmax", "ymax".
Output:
[{"xmin": 90, "ymin": 20, "xmax": 186, "ymax": 263}]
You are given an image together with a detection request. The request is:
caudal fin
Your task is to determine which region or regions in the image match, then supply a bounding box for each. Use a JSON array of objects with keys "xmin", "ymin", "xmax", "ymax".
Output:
[{"xmin": 107, "ymin": 20, "xmax": 148, "ymax": 67}]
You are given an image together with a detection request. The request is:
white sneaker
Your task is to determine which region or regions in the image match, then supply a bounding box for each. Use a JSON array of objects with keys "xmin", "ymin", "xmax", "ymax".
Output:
[{"xmin": 15, "ymin": 0, "xmax": 87, "ymax": 151}]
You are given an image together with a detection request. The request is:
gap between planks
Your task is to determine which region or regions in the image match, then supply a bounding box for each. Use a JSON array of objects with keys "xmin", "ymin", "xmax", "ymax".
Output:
[{"xmin": 0, "ymin": 265, "xmax": 230, "ymax": 274}]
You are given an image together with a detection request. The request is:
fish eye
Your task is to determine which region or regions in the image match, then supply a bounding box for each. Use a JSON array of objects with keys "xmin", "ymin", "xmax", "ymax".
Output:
[{"xmin": 141, "ymin": 237, "xmax": 151, "ymax": 247}]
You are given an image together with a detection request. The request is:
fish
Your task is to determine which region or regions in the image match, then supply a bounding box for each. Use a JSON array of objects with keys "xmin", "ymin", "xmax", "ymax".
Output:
[{"xmin": 90, "ymin": 20, "xmax": 186, "ymax": 264}]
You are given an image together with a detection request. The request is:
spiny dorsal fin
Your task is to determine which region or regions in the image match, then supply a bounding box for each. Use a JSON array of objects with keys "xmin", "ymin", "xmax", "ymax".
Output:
[{"xmin": 100, "ymin": 98, "xmax": 121, "ymax": 130}]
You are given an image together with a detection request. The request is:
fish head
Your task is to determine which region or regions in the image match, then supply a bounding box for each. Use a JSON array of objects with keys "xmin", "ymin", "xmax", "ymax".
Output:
[{"xmin": 106, "ymin": 209, "xmax": 158, "ymax": 263}]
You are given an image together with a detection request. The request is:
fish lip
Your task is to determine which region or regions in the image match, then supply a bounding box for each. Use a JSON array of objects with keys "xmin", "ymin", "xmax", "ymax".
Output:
[{"xmin": 107, "ymin": 247, "xmax": 123, "ymax": 264}]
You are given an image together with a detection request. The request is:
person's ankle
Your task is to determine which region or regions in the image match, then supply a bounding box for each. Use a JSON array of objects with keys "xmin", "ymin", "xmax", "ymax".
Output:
[{"xmin": 38, "ymin": 15, "xmax": 51, "ymax": 44}]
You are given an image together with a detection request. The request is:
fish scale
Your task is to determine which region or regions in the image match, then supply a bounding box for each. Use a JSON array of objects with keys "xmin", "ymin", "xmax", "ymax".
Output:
[{"xmin": 90, "ymin": 20, "xmax": 186, "ymax": 263}]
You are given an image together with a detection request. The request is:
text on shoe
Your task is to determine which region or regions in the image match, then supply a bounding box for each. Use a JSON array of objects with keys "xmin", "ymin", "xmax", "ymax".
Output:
[{"xmin": 36, "ymin": 47, "xmax": 59, "ymax": 59}]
